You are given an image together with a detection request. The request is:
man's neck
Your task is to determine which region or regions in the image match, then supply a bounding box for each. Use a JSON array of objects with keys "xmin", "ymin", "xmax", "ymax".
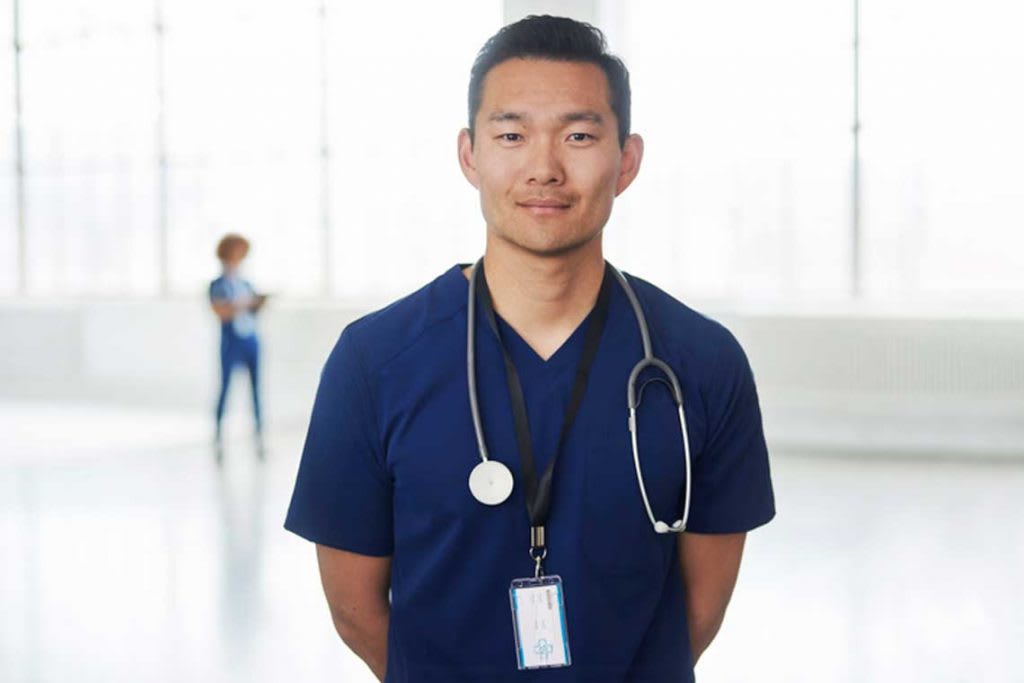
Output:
[{"xmin": 466, "ymin": 237, "xmax": 606, "ymax": 361}]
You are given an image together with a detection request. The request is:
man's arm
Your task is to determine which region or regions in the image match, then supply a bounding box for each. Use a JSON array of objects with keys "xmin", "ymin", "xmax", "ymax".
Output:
[
  {"xmin": 316, "ymin": 544, "xmax": 392, "ymax": 681},
  {"xmin": 677, "ymin": 531, "xmax": 746, "ymax": 664}
]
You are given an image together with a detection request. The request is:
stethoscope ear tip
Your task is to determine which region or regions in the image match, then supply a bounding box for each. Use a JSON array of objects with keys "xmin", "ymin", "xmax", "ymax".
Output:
[{"xmin": 654, "ymin": 521, "xmax": 670, "ymax": 533}]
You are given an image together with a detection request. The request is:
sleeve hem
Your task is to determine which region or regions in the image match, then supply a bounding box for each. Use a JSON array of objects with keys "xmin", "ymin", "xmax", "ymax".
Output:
[
  {"xmin": 283, "ymin": 521, "xmax": 394, "ymax": 558},
  {"xmin": 683, "ymin": 508, "xmax": 776, "ymax": 535}
]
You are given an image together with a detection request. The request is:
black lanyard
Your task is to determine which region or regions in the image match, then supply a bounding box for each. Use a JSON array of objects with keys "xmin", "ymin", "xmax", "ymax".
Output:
[{"xmin": 475, "ymin": 261, "xmax": 613, "ymax": 571}]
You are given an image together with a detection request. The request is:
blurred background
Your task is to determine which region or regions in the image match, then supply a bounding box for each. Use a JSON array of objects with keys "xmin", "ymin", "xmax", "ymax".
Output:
[{"xmin": 1, "ymin": 0, "xmax": 1023, "ymax": 681}]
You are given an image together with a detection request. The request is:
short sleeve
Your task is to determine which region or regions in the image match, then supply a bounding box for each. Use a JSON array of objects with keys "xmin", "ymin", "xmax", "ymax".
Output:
[
  {"xmin": 209, "ymin": 279, "xmax": 228, "ymax": 303},
  {"xmin": 284, "ymin": 326, "xmax": 394, "ymax": 556},
  {"xmin": 685, "ymin": 327, "xmax": 776, "ymax": 533}
]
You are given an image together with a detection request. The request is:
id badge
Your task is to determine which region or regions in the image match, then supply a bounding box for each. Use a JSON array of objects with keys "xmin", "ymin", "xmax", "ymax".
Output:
[{"xmin": 509, "ymin": 575, "xmax": 572, "ymax": 670}]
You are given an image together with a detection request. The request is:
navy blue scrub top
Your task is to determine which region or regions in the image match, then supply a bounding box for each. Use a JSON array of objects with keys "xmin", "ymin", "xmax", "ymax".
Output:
[{"xmin": 285, "ymin": 264, "xmax": 775, "ymax": 683}]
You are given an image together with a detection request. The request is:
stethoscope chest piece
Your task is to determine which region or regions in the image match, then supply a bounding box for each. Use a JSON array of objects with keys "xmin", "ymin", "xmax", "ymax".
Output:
[{"xmin": 468, "ymin": 459, "xmax": 514, "ymax": 505}]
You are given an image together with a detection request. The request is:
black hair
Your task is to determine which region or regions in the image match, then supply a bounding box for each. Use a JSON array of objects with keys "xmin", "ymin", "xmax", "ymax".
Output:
[{"xmin": 467, "ymin": 15, "xmax": 631, "ymax": 148}]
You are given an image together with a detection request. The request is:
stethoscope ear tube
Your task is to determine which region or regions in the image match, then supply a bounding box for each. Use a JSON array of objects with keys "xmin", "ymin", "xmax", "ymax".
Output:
[
  {"xmin": 467, "ymin": 258, "xmax": 491, "ymax": 463},
  {"xmin": 612, "ymin": 264, "xmax": 691, "ymax": 535},
  {"xmin": 627, "ymin": 357, "xmax": 684, "ymax": 410},
  {"xmin": 627, "ymin": 360, "xmax": 692, "ymax": 534}
]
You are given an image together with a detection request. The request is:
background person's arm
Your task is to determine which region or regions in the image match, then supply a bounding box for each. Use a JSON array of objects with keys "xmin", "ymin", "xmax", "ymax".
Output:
[
  {"xmin": 210, "ymin": 300, "xmax": 235, "ymax": 322},
  {"xmin": 316, "ymin": 544, "xmax": 392, "ymax": 682},
  {"xmin": 251, "ymin": 293, "xmax": 269, "ymax": 312},
  {"xmin": 677, "ymin": 531, "xmax": 746, "ymax": 664},
  {"xmin": 210, "ymin": 294, "xmax": 263, "ymax": 321}
]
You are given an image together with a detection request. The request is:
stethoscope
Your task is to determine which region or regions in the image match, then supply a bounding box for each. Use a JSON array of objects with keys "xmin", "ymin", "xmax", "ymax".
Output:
[{"xmin": 465, "ymin": 259, "xmax": 692, "ymax": 535}]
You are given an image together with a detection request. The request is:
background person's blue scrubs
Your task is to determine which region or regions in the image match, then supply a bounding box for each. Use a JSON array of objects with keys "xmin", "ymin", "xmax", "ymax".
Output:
[
  {"xmin": 285, "ymin": 264, "xmax": 775, "ymax": 682},
  {"xmin": 210, "ymin": 275, "xmax": 262, "ymax": 438}
]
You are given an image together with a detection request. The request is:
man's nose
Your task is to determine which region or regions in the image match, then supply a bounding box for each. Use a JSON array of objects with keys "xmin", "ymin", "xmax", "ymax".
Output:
[{"xmin": 526, "ymin": 139, "xmax": 565, "ymax": 185}]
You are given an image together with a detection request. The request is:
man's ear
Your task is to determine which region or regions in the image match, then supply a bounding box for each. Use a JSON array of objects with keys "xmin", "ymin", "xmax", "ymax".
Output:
[
  {"xmin": 615, "ymin": 133, "xmax": 644, "ymax": 196},
  {"xmin": 457, "ymin": 128, "xmax": 480, "ymax": 189}
]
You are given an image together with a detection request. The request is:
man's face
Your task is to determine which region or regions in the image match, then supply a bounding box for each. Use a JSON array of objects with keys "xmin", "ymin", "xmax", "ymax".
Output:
[{"xmin": 458, "ymin": 58, "xmax": 642, "ymax": 258}]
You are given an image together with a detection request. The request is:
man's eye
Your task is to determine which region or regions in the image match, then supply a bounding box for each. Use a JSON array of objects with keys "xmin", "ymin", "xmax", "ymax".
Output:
[
  {"xmin": 568, "ymin": 133, "xmax": 595, "ymax": 142},
  {"xmin": 499, "ymin": 133, "xmax": 523, "ymax": 142}
]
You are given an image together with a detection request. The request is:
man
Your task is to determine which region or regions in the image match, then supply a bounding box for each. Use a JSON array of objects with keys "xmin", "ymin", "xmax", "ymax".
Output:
[{"xmin": 285, "ymin": 15, "xmax": 774, "ymax": 682}]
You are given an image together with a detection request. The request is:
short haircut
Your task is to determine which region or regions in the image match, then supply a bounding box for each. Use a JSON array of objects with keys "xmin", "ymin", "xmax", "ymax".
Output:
[
  {"xmin": 216, "ymin": 233, "xmax": 250, "ymax": 262},
  {"xmin": 467, "ymin": 15, "xmax": 631, "ymax": 148}
]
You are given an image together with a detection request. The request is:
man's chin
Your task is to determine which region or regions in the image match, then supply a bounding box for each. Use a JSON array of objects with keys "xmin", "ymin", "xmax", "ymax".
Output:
[
  {"xmin": 497, "ymin": 229, "xmax": 601, "ymax": 259},
  {"xmin": 499, "ymin": 233, "xmax": 598, "ymax": 258}
]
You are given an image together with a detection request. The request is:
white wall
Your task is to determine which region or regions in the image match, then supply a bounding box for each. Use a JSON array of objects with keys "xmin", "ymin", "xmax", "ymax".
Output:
[
  {"xmin": 0, "ymin": 300, "xmax": 355, "ymax": 431},
  {"xmin": 3, "ymin": 300, "xmax": 1022, "ymax": 457}
]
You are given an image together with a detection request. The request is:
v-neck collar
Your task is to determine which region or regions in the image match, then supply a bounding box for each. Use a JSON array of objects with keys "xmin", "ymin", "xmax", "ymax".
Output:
[
  {"xmin": 495, "ymin": 305, "xmax": 591, "ymax": 370},
  {"xmin": 448, "ymin": 262, "xmax": 599, "ymax": 371}
]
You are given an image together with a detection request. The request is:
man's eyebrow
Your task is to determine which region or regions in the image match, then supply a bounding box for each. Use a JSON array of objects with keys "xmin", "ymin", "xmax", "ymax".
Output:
[
  {"xmin": 487, "ymin": 111, "xmax": 526, "ymax": 123},
  {"xmin": 560, "ymin": 111, "xmax": 604, "ymax": 125},
  {"xmin": 485, "ymin": 110, "xmax": 605, "ymax": 125}
]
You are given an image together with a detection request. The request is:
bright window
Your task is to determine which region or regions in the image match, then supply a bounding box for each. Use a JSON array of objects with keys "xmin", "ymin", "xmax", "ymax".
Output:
[
  {"xmin": 608, "ymin": 0, "xmax": 852, "ymax": 303},
  {"xmin": 325, "ymin": 1, "xmax": 503, "ymax": 300},
  {"xmin": 20, "ymin": 0, "xmax": 158, "ymax": 295},
  {"xmin": 4, "ymin": 1, "xmax": 1023, "ymax": 306},
  {"xmin": 0, "ymin": 0, "xmax": 16, "ymax": 295},
  {"xmin": 860, "ymin": 0, "xmax": 1024, "ymax": 300}
]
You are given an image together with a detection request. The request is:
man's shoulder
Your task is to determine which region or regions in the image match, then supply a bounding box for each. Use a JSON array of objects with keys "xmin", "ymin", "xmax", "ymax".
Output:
[
  {"xmin": 622, "ymin": 271, "xmax": 745, "ymax": 369},
  {"xmin": 339, "ymin": 266, "xmax": 465, "ymax": 373},
  {"xmin": 623, "ymin": 271, "xmax": 731, "ymax": 339}
]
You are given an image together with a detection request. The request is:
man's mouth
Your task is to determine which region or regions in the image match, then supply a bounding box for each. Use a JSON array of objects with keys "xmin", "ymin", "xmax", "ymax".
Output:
[{"xmin": 517, "ymin": 199, "xmax": 572, "ymax": 215}]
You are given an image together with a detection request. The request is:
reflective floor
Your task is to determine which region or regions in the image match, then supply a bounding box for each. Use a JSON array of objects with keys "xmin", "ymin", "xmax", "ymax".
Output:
[{"xmin": 1, "ymin": 400, "xmax": 1022, "ymax": 682}]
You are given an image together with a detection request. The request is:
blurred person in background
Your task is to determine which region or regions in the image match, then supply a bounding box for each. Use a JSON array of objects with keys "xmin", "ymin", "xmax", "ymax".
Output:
[{"xmin": 209, "ymin": 233, "xmax": 268, "ymax": 463}]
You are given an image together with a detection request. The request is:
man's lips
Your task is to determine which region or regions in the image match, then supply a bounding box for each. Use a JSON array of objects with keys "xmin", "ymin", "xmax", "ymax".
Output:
[
  {"xmin": 517, "ymin": 198, "xmax": 571, "ymax": 208},
  {"xmin": 517, "ymin": 199, "xmax": 572, "ymax": 214}
]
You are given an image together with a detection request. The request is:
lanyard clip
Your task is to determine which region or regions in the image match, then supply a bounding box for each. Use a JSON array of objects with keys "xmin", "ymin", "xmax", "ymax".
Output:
[{"xmin": 529, "ymin": 526, "xmax": 547, "ymax": 578}]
